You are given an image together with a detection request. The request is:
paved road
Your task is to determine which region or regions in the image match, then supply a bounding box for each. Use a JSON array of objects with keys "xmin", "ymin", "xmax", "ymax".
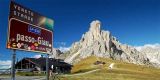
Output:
[{"xmin": 0, "ymin": 76, "xmax": 45, "ymax": 80}]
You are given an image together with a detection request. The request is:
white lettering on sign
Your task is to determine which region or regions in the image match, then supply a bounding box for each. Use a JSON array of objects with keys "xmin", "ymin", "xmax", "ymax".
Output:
[
  {"xmin": 38, "ymin": 37, "xmax": 49, "ymax": 46},
  {"xmin": 16, "ymin": 34, "xmax": 35, "ymax": 43},
  {"xmin": 13, "ymin": 4, "xmax": 34, "ymax": 22},
  {"xmin": 13, "ymin": 4, "xmax": 34, "ymax": 16},
  {"xmin": 16, "ymin": 34, "xmax": 50, "ymax": 47}
]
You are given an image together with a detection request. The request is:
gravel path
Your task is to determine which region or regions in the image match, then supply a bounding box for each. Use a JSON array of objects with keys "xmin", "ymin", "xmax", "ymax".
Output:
[{"xmin": 63, "ymin": 69, "xmax": 100, "ymax": 77}]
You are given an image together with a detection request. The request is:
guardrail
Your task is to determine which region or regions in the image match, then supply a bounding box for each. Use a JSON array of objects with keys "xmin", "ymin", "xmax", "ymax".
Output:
[{"xmin": 0, "ymin": 68, "xmax": 11, "ymax": 75}]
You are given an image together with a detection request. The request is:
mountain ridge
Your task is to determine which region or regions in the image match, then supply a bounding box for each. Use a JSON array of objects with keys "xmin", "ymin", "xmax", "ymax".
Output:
[
  {"xmin": 60, "ymin": 20, "xmax": 149, "ymax": 66},
  {"xmin": 137, "ymin": 45, "xmax": 160, "ymax": 67}
]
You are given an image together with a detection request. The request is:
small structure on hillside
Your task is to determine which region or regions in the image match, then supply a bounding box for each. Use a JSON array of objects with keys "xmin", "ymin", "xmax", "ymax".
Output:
[
  {"xmin": 93, "ymin": 61, "xmax": 106, "ymax": 65},
  {"xmin": 15, "ymin": 57, "xmax": 72, "ymax": 74},
  {"xmin": 108, "ymin": 63, "xmax": 115, "ymax": 69}
]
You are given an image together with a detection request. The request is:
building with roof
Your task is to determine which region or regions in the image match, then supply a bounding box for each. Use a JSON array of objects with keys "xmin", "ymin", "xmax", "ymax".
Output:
[{"xmin": 15, "ymin": 57, "xmax": 72, "ymax": 74}]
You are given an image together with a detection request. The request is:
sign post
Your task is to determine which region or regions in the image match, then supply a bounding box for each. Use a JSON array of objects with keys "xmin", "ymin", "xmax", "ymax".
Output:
[
  {"xmin": 11, "ymin": 50, "xmax": 16, "ymax": 80},
  {"xmin": 46, "ymin": 54, "xmax": 49, "ymax": 80},
  {"xmin": 7, "ymin": 1, "xmax": 54, "ymax": 80}
]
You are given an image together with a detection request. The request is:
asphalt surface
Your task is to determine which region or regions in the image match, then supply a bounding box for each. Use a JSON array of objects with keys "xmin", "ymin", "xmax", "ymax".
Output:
[{"xmin": 0, "ymin": 76, "xmax": 45, "ymax": 80}]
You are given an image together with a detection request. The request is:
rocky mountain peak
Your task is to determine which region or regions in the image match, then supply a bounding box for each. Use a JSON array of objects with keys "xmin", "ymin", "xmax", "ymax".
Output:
[
  {"xmin": 63, "ymin": 20, "xmax": 150, "ymax": 67},
  {"xmin": 89, "ymin": 20, "xmax": 101, "ymax": 32}
]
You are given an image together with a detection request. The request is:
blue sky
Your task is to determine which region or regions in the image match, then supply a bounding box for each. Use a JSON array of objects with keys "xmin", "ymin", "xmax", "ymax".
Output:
[{"xmin": 0, "ymin": 0, "xmax": 160, "ymax": 68}]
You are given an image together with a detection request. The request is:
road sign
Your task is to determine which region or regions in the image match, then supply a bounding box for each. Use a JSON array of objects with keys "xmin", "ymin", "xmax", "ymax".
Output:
[{"xmin": 7, "ymin": 1, "xmax": 53, "ymax": 54}]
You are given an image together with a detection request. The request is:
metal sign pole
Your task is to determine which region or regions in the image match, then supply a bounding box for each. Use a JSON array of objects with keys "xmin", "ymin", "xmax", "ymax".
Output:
[
  {"xmin": 46, "ymin": 54, "xmax": 49, "ymax": 80},
  {"xmin": 11, "ymin": 49, "xmax": 16, "ymax": 80},
  {"xmin": 10, "ymin": 0, "xmax": 16, "ymax": 80}
]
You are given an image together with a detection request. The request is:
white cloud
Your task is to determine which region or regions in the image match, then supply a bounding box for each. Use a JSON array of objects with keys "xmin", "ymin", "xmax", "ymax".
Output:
[
  {"xmin": 0, "ymin": 60, "xmax": 11, "ymax": 66},
  {"xmin": 58, "ymin": 46, "xmax": 71, "ymax": 52},
  {"xmin": 134, "ymin": 43, "xmax": 160, "ymax": 51},
  {"xmin": 0, "ymin": 60, "xmax": 11, "ymax": 69}
]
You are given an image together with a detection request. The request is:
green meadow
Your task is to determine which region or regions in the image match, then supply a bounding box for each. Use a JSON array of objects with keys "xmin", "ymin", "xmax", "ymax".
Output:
[{"xmin": 58, "ymin": 56, "xmax": 160, "ymax": 80}]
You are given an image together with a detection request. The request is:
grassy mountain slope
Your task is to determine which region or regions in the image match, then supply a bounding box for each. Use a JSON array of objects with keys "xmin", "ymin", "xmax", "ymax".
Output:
[{"xmin": 60, "ymin": 56, "xmax": 160, "ymax": 80}]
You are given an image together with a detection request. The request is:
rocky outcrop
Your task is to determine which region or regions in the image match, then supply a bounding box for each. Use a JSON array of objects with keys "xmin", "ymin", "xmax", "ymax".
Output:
[
  {"xmin": 50, "ymin": 48, "xmax": 63, "ymax": 59},
  {"xmin": 64, "ymin": 20, "xmax": 149, "ymax": 65},
  {"xmin": 137, "ymin": 45, "xmax": 160, "ymax": 67}
]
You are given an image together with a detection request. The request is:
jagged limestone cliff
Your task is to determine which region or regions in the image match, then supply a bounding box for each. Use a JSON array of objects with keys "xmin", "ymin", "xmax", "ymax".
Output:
[{"xmin": 64, "ymin": 20, "xmax": 149, "ymax": 65}]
